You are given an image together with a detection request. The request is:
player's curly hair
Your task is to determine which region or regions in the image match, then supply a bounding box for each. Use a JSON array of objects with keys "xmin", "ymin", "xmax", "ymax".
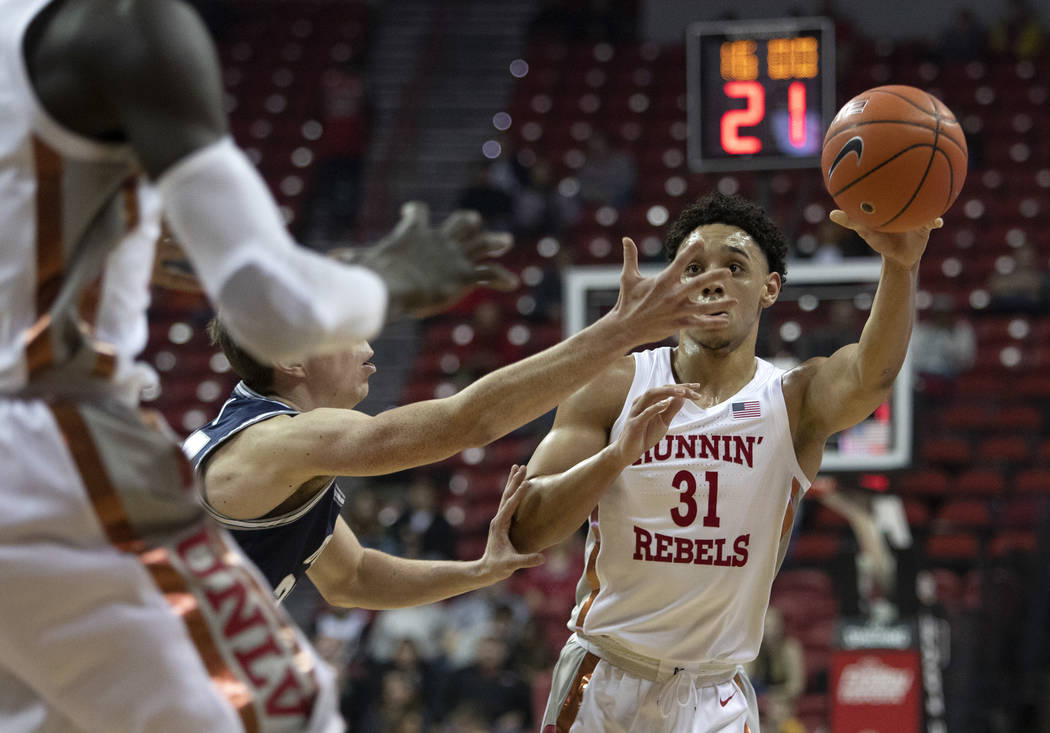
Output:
[
  {"xmin": 207, "ymin": 318, "xmax": 276, "ymax": 394},
  {"xmin": 664, "ymin": 192, "xmax": 788, "ymax": 281}
]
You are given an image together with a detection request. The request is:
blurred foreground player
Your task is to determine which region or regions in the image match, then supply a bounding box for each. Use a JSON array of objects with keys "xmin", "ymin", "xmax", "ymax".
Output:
[
  {"xmin": 185, "ymin": 238, "xmax": 735, "ymax": 607},
  {"xmin": 0, "ymin": 0, "xmax": 528, "ymax": 731},
  {"xmin": 510, "ymin": 193, "xmax": 943, "ymax": 732}
]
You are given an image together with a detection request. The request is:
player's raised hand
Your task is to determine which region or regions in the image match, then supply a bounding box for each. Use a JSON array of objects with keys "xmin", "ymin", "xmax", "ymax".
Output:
[
  {"xmin": 608, "ymin": 236, "xmax": 739, "ymax": 344},
  {"xmin": 829, "ymin": 209, "xmax": 943, "ymax": 269},
  {"xmin": 478, "ymin": 465, "xmax": 547, "ymax": 582},
  {"xmin": 611, "ymin": 384, "xmax": 703, "ymax": 466},
  {"xmin": 352, "ymin": 202, "xmax": 518, "ymax": 321}
]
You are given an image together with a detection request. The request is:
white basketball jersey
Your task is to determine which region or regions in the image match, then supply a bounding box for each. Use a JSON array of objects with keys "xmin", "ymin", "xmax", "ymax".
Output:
[
  {"xmin": 569, "ymin": 347, "xmax": 810, "ymax": 667},
  {"xmin": 0, "ymin": 0, "xmax": 161, "ymax": 400}
]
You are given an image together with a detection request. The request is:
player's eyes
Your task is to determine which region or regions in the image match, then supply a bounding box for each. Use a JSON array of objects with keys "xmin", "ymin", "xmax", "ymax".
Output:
[
  {"xmin": 685, "ymin": 263, "xmax": 701, "ymax": 275},
  {"xmin": 729, "ymin": 263, "xmax": 742, "ymax": 273}
]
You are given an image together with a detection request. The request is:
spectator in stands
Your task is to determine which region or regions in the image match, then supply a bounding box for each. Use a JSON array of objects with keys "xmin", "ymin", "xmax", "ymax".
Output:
[
  {"xmin": 986, "ymin": 243, "xmax": 1048, "ymax": 313},
  {"xmin": 989, "ymin": 0, "xmax": 1045, "ymax": 59},
  {"xmin": 356, "ymin": 668, "xmax": 426, "ymax": 733},
  {"xmin": 578, "ymin": 130, "xmax": 637, "ymax": 209},
  {"xmin": 910, "ymin": 293, "xmax": 976, "ymax": 398},
  {"xmin": 390, "ymin": 473, "xmax": 457, "ymax": 560},
  {"xmin": 458, "ymin": 161, "xmax": 515, "ymax": 231},
  {"xmin": 441, "ymin": 635, "xmax": 534, "ymax": 731},
  {"xmin": 937, "ymin": 8, "xmax": 988, "ymax": 62},
  {"xmin": 746, "ymin": 606, "xmax": 806, "ymax": 731},
  {"xmin": 797, "ymin": 299, "xmax": 860, "ymax": 359},
  {"xmin": 811, "ymin": 477, "xmax": 897, "ymax": 619},
  {"xmin": 513, "ymin": 158, "xmax": 580, "ymax": 237},
  {"xmin": 307, "ymin": 61, "xmax": 373, "ymax": 242},
  {"xmin": 345, "ymin": 484, "xmax": 400, "ymax": 553},
  {"xmin": 444, "ymin": 581, "xmax": 531, "ymax": 669}
]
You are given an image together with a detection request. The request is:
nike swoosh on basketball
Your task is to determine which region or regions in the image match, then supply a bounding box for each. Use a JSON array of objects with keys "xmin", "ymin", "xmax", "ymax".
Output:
[
  {"xmin": 828, "ymin": 136, "xmax": 864, "ymax": 178},
  {"xmin": 720, "ymin": 692, "xmax": 736, "ymax": 707}
]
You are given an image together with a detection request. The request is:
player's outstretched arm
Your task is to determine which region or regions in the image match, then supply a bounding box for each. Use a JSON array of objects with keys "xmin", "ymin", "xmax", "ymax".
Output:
[
  {"xmin": 788, "ymin": 211, "xmax": 942, "ymax": 472},
  {"xmin": 206, "ymin": 238, "xmax": 735, "ymax": 518},
  {"xmin": 304, "ymin": 466, "xmax": 543, "ymax": 609},
  {"xmin": 510, "ymin": 379, "xmax": 701, "ymax": 553},
  {"xmin": 28, "ymin": 0, "xmax": 522, "ymax": 358}
]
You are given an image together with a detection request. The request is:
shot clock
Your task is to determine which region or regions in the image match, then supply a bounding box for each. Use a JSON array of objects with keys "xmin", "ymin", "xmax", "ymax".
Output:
[{"xmin": 687, "ymin": 17, "xmax": 836, "ymax": 172}]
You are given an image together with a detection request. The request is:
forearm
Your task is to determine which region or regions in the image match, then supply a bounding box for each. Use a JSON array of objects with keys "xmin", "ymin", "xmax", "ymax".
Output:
[
  {"xmin": 854, "ymin": 260, "xmax": 919, "ymax": 388},
  {"xmin": 511, "ymin": 444, "xmax": 629, "ymax": 553},
  {"xmin": 158, "ymin": 139, "xmax": 388, "ymax": 362},
  {"xmin": 454, "ymin": 316, "xmax": 634, "ymax": 445},
  {"xmin": 334, "ymin": 550, "xmax": 495, "ymax": 610}
]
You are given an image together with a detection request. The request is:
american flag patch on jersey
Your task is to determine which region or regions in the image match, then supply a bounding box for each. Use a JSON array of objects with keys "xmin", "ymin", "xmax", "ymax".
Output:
[{"xmin": 732, "ymin": 401, "xmax": 761, "ymax": 418}]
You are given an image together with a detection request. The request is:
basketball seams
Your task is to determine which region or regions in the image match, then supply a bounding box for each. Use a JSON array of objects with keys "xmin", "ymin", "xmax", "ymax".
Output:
[
  {"xmin": 824, "ymin": 120, "xmax": 967, "ymax": 155},
  {"xmin": 876, "ymin": 102, "xmax": 941, "ymax": 229},
  {"xmin": 932, "ymin": 147, "xmax": 956, "ymax": 213},
  {"xmin": 829, "ymin": 143, "xmax": 942, "ymax": 198},
  {"xmin": 867, "ymin": 87, "xmax": 937, "ymax": 116}
]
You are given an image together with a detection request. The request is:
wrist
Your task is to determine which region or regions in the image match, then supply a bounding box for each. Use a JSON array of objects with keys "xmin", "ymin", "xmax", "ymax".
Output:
[
  {"xmin": 881, "ymin": 255, "xmax": 921, "ymax": 276},
  {"xmin": 589, "ymin": 310, "xmax": 638, "ymax": 353}
]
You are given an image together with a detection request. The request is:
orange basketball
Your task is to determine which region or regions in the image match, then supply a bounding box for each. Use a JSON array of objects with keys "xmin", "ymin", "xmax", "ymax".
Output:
[{"xmin": 821, "ymin": 85, "xmax": 967, "ymax": 233}]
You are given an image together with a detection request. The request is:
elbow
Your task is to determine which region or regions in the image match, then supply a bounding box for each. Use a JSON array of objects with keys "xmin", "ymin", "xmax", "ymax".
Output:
[{"xmin": 509, "ymin": 491, "xmax": 549, "ymax": 554}]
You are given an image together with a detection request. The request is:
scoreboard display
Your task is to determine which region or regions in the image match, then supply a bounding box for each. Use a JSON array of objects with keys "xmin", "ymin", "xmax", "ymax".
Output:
[{"xmin": 687, "ymin": 17, "xmax": 836, "ymax": 172}]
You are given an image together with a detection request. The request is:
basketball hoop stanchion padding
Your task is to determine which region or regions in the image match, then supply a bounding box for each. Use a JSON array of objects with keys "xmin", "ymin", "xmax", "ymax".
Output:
[{"xmin": 830, "ymin": 620, "xmax": 922, "ymax": 733}]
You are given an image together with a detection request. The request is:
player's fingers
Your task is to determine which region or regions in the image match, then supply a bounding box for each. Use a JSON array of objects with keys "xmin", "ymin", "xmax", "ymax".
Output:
[
  {"xmin": 670, "ymin": 232, "xmax": 707, "ymax": 272},
  {"xmin": 497, "ymin": 479, "xmax": 532, "ymax": 522},
  {"xmin": 517, "ymin": 552, "xmax": 546, "ymax": 568},
  {"xmin": 620, "ymin": 237, "xmax": 641, "ymax": 280},
  {"xmin": 400, "ymin": 201, "xmax": 431, "ymax": 229},
  {"xmin": 464, "ymin": 231, "xmax": 514, "ymax": 259},
  {"xmin": 629, "ymin": 385, "xmax": 702, "ymax": 415},
  {"xmin": 497, "ymin": 465, "xmax": 525, "ymax": 505},
  {"xmin": 471, "ymin": 263, "xmax": 520, "ymax": 291},
  {"xmin": 440, "ymin": 209, "xmax": 484, "ymax": 240},
  {"xmin": 928, "ymin": 217, "xmax": 944, "ymax": 230},
  {"xmin": 679, "ymin": 267, "xmax": 731, "ymax": 295},
  {"xmin": 828, "ymin": 209, "xmax": 863, "ymax": 232}
]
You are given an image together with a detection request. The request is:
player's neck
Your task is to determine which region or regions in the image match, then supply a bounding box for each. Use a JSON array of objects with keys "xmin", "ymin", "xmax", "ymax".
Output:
[{"xmin": 671, "ymin": 336, "xmax": 757, "ymax": 399}]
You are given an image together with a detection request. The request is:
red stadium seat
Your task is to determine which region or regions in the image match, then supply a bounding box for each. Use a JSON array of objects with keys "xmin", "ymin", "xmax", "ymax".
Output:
[
  {"xmin": 989, "ymin": 531, "xmax": 1038, "ymax": 558},
  {"xmin": 1015, "ymin": 469, "xmax": 1050, "ymax": 494},
  {"xmin": 955, "ymin": 468, "xmax": 1008, "ymax": 496},
  {"xmin": 895, "ymin": 469, "xmax": 951, "ymax": 497},
  {"xmin": 932, "ymin": 499, "xmax": 992, "ymax": 530},
  {"xmin": 788, "ymin": 533, "xmax": 841, "ymax": 563},
  {"xmin": 977, "ymin": 435, "xmax": 1031, "ymax": 464},
  {"xmin": 925, "ymin": 533, "xmax": 979, "ymax": 563},
  {"xmin": 921, "ymin": 436, "xmax": 972, "ymax": 467}
]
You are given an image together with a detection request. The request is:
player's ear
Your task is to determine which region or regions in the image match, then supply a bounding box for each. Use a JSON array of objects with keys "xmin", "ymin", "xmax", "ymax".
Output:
[{"xmin": 760, "ymin": 271, "xmax": 781, "ymax": 309}]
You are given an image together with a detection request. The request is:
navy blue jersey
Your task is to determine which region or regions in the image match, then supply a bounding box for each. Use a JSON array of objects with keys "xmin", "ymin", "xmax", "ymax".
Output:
[{"xmin": 183, "ymin": 382, "xmax": 345, "ymax": 602}]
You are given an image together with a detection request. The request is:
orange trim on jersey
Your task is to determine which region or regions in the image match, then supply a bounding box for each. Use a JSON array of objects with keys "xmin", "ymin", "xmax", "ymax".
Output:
[
  {"xmin": 574, "ymin": 507, "xmax": 601, "ymax": 630},
  {"xmin": 48, "ymin": 404, "xmax": 261, "ymax": 733},
  {"xmin": 122, "ymin": 176, "xmax": 140, "ymax": 230},
  {"xmin": 779, "ymin": 478, "xmax": 803, "ymax": 540},
  {"xmin": 23, "ymin": 315, "xmax": 54, "ymax": 378},
  {"xmin": 32, "ymin": 138, "xmax": 64, "ymax": 316},
  {"xmin": 555, "ymin": 651, "xmax": 599, "ymax": 733}
]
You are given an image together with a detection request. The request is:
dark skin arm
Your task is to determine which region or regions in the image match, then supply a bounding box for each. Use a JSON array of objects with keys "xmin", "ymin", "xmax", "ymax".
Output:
[{"xmin": 22, "ymin": 0, "xmax": 517, "ymax": 319}]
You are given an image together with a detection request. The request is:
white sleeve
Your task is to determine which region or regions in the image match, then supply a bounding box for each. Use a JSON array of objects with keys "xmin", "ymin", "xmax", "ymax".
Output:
[{"xmin": 156, "ymin": 137, "xmax": 388, "ymax": 362}]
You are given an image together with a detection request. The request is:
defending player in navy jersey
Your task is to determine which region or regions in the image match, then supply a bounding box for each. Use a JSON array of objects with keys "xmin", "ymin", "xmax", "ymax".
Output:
[
  {"xmin": 185, "ymin": 236, "xmax": 738, "ymax": 609},
  {"xmin": 510, "ymin": 192, "xmax": 943, "ymax": 732}
]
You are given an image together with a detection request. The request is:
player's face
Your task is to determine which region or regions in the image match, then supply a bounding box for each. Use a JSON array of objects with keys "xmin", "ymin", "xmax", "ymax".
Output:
[
  {"xmin": 303, "ymin": 340, "xmax": 376, "ymax": 408},
  {"xmin": 679, "ymin": 223, "xmax": 780, "ymax": 351}
]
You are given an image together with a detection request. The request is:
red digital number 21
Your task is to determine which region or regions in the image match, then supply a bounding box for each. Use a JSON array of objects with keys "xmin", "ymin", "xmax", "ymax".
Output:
[{"xmin": 670, "ymin": 470, "xmax": 720, "ymax": 528}]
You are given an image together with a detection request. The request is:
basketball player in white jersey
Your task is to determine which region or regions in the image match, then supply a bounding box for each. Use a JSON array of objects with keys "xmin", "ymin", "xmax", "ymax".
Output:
[
  {"xmin": 0, "ymin": 0, "xmax": 544, "ymax": 730},
  {"xmin": 510, "ymin": 192, "xmax": 943, "ymax": 732}
]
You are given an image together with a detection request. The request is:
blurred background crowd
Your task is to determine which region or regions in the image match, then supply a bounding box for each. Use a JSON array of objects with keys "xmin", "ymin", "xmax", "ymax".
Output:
[{"xmin": 153, "ymin": 0, "xmax": 1048, "ymax": 730}]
